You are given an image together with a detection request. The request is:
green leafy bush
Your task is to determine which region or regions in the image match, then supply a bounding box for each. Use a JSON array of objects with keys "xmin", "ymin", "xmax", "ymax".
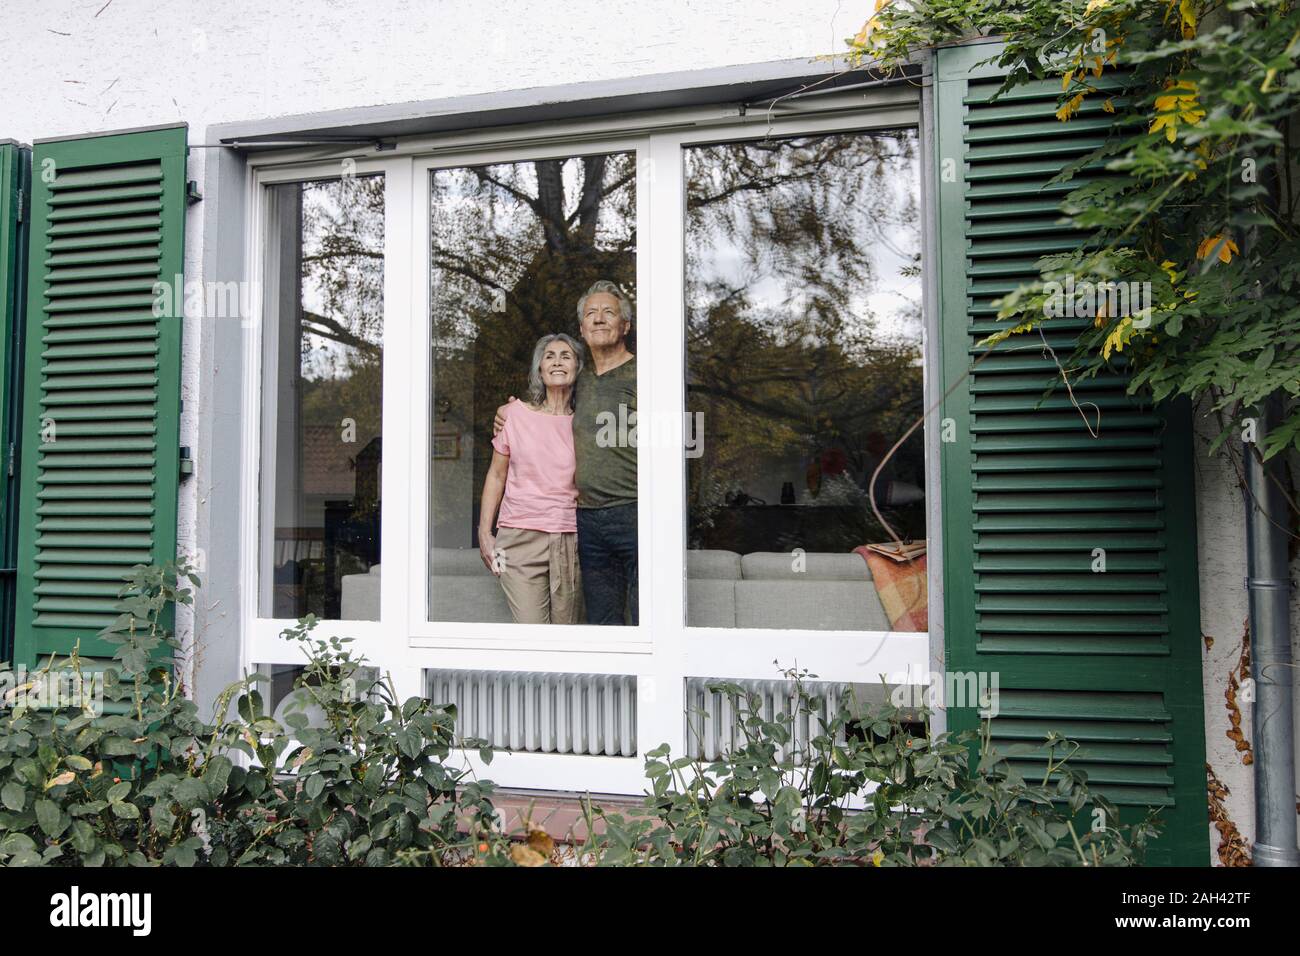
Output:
[
  {"xmin": 0, "ymin": 563, "xmax": 504, "ymax": 867},
  {"xmin": 586, "ymin": 669, "xmax": 1157, "ymax": 866},
  {"xmin": 0, "ymin": 567, "xmax": 1155, "ymax": 867}
]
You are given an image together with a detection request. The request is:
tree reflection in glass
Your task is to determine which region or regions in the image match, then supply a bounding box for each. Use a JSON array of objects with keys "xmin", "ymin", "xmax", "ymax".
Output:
[
  {"xmin": 685, "ymin": 131, "xmax": 925, "ymax": 632},
  {"xmin": 261, "ymin": 176, "xmax": 385, "ymax": 621},
  {"xmin": 428, "ymin": 153, "xmax": 636, "ymax": 623}
]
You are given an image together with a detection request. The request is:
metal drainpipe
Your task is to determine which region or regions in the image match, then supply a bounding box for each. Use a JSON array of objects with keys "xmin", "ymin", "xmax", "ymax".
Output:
[{"xmin": 1245, "ymin": 393, "xmax": 1299, "ymax": 866}]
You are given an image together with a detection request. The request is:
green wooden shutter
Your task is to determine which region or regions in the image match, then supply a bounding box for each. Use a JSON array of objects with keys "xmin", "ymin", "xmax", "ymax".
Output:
[
  {"xmin": 934, "ymin": 45, "xmax": 1209, "ymax": 865},
  {"xmin": 14, "ymin": 124, "xmax": 188, "ymax": 668},
  {"xmin": 0, "ymin": 141, "xmax": 32, "ymax": 664}
]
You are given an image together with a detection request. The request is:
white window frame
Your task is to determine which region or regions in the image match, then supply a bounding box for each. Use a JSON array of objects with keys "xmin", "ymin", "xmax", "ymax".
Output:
[
  {"xmin": 239, "ymin": 90, "xmax": 932, "ymax": 795},
  {"xmin": 409, "ymin": 136, "xmax": 653, "ymax": 654}
]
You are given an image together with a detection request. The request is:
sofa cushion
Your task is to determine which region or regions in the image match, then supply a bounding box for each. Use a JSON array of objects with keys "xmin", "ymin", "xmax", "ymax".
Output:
[
  {"xmin": 734, "ymin": 579, "xmax": 889, "ymax": 631},
  {"xmin": 740, "ymin": 551, "xmax": 870, "ymax": 581},
  {"xmin": 432, "ymin": 548, "xmax": 490, "ymax": 576},
  {"xmin": 427, "ymin": 550, "xmax": 513, "ymax": 621},
  {"xmin": 687, "ymin": 549, "xmax": 742, "ymax": 580},
  {"xmin": 342, "ymin": 557, "xmax": 514, "ymax": 622},
  {"xmin": 344, "ymin": 550, "xmax": 892, "ymax": 629},
  {"xmin": 430, "ymin": 575, "xmax": 513, "ymax": 623},
  {"xmin": 686, "ymin": 579, "xmax": 737, "ymax": 628},
  {"xmin": 340, "ymin": 566, "xmax": 381, "ymax": 621}
]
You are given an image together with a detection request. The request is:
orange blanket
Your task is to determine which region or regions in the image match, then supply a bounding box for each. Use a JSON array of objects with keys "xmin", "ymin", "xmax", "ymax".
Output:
[{"xmin": 854, "ymin": 546, "xmax": 928, "ymax": 631}]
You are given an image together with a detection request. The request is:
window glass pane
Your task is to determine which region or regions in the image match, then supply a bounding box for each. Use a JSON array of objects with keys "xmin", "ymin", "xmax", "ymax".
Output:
[
  {"xmin": 684, "ymin": 131, "xmax": 925, "ymax": 632},
  {"xmin": 427, "ymin": 152, "xmax": 637, "ymax": 625},
  {"xmin": 260, "ymin": 176, "xmax": 384, "ymax": 620},
  {"xmin": 253, "ymin": 663, "xmax": 379, "ymax": 727}
]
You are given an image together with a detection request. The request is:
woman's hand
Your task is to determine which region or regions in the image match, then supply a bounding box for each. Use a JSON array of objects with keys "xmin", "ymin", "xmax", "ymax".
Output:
[
  {"xmin": 478, "ymin": 451, "xmax": 510, "ymax": 575},
  {"xmin": 479, "ymin": 530, "xmax": 500, "ymax": 575},
  {"xmin": 493, "ymin": 397, "xmax": 517, "ymax": 437}
]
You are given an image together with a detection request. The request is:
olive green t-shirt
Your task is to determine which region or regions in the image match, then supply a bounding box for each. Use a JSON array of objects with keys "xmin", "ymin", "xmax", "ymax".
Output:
[{"xmin": 573, "ymin": 356, "xmax": 637, "ymax": 509}]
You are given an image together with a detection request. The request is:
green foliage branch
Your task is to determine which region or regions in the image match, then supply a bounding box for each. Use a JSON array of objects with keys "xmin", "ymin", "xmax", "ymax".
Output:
[
  {"xmin": 586, "ymin": 668, "xmax": 1156, "ymax": 866},
  {"xmin": 855, "ymin": 0, "xmax": 1300, "ymax": 463}
]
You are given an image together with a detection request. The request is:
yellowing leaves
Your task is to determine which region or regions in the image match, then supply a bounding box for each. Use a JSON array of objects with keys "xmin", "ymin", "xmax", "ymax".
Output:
[
  {"xmin": 1058, "ymin": 64, "xmax": 1086, "ymax": 121},
  {"xmin": 1154, "ymin": 81, "xmax": 1200, "ymax": 115},
  {"xmin": 1150, "ymin": 79, "xmax": 1204, "ymax": 142},
  {"xmin": 1151, "ymin": 112, "xmax": 1180, "ymax": 137},
  {"xmin": 1056, "ymin": 93, "xmax": 1086, "ymax": 122},
  {"xmin": 1173, "ymin": 0, "xmax": 1197, "ymax": 40},
  {"xmin": 1196, "ymin": 234, "xmax": 1239, "ymax": 263},
  {"xmin": 984, "ymin": 317, "xmax": 1038, "ymax": 348},
  {"xmin": 509, "ymin": 843, "xmax": 548, "ymax": 867},
  {"xmin": 852, "ymin": 1, "xmax": 891, "ymax": 47},
  {"xmin": 526, "ymin": 825, "xmax": 555, "ymax": 857},
  {"xmin": 1085, "ymin": 0, "xmax": 1110, "ymax": 14},
  {"xmin": 853, "ymin": 18, "xmax": 880, "ymax": 47},
  {"xmin": 1057, "ymin": 22, "xmax": 1125, "ymax": 122},
  {"xmin": 1102, "ymin": 316, "xmax": 1135, "ymax": 360}
]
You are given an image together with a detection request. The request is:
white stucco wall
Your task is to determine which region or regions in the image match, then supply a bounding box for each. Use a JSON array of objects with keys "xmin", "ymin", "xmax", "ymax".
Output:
[{"xmin": 2, "ymin": 0, "xmax": 1296, "ymax": 863}]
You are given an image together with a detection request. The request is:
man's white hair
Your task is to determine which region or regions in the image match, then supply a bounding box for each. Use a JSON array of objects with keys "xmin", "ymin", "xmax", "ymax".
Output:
[{"xmin": 576, "ymin": 279, "xmax": 633, "ymax": 328}]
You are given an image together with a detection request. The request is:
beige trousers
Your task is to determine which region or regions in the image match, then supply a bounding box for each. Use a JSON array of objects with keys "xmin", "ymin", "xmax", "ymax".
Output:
[{"xmin": 495, "ymin": 527, "xmax": 583, "ymax": 624}]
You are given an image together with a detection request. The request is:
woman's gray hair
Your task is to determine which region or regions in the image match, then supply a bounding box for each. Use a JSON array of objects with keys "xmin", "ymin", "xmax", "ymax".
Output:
[
  {"xmin": 575, "ymin": 279, "xmax": 633, "ymax": 328},
  {"xmin": 526, "ymin": 333, "xmax": 585, "ymax": 407}
]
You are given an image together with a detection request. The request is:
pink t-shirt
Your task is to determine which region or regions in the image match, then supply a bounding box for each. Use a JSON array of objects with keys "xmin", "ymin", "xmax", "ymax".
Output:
[{"xmin": 491, "ymin": 402, "xmax": 578, "ymax": 533}]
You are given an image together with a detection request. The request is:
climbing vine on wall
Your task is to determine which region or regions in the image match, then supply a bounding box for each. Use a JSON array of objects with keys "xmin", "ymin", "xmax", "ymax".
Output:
[{"xmin": 853, "ymin": 0, "xmax": 1300, "ymax": 462}]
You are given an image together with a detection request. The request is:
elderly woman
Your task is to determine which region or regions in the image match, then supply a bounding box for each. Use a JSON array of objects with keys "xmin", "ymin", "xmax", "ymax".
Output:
[{"xmin": 477, "ymin": 333, "xmax": 585, "ymax": 624}]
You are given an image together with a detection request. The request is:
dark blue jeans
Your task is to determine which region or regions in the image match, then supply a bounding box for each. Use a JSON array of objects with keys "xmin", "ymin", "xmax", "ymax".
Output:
[{"xmin": 576, "ymin": 503, "xmax": 638, "ymax": 625}]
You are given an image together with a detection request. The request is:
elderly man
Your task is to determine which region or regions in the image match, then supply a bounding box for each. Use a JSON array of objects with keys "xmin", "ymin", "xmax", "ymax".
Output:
[{"xmin": 496, "ymin": 280, "xmax": 637, "ymax": 625}]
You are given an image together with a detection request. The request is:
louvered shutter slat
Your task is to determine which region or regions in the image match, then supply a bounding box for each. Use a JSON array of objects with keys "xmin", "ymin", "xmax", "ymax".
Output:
[{"xmin": 14, "ymin": 124, "xmax": 186, "ymax": 663}]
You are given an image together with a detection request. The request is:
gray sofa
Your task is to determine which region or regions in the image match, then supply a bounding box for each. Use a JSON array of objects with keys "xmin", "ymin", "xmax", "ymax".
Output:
[
  {"xmin": 341, "ymin": 549, "xmax": 514, "ymax": 623},
  {"xmin": 687, "ymin": 549, "xmax": 890, "ymax": 631},
  {"xmin": 342, "ymin": 548, "xmax": 890, "ymax": 630}
]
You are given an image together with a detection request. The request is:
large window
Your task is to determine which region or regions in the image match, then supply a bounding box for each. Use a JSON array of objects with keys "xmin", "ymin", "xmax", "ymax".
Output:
[
  {"xmin": 246, "ymin": 96, "xmax": 930, "ymax": 795},
  {"xmin": 258, "ymin": 176, "xmax": 385, "ymax": 621},
  {"xmin": 684, "ymin": 131, "xmax": 924, "ymax": 632},
  {"xmin": 422, "ymin": 152, "xmax": 638, "ymax": 625}
]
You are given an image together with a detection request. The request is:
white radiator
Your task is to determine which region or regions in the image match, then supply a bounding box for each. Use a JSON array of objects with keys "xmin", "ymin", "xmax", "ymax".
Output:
[
  {"xmin": 685, "ymin": 677, "xmax": 849, "ymax": 762},
  {"xmin": 425, "ymin": 669, "xmax": 637, "ymax": 757}
]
